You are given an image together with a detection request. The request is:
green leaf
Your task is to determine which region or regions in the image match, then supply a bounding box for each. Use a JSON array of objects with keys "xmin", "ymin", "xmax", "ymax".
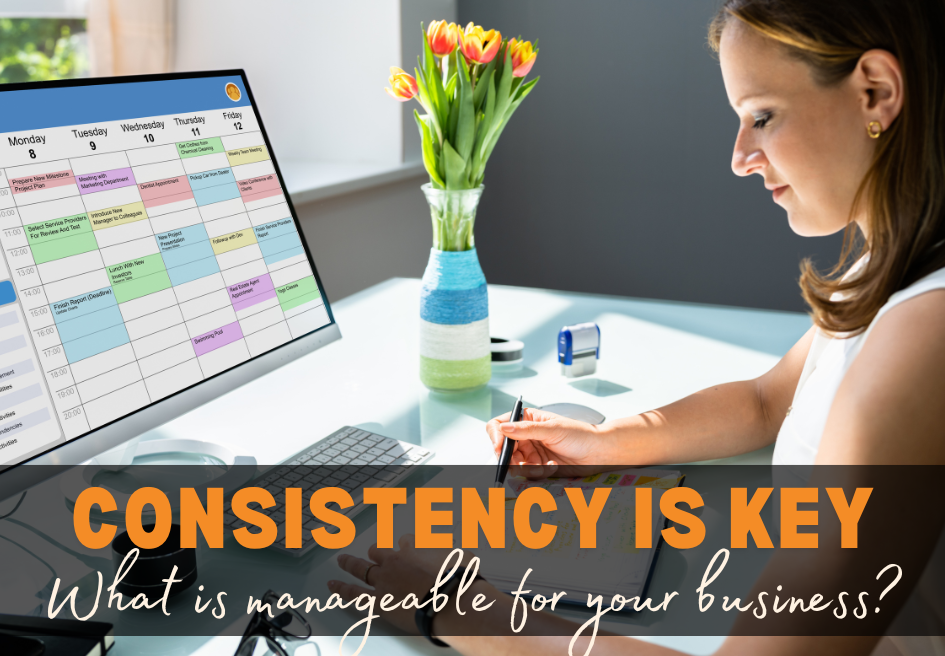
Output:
[
  {"xmin": 444, "ymin": 72, "xmax": 458, "ymax": 100},
  {"xmin": 415, "ymin": 110, "xmax": 445, "ymax": 188},
  {"xmin": 473, "ymin": 55, "xmax": 497, "ymax": 112},
  {"xmin": 471, "ymin": 70, "xmax": 496, "ymax": 179},
  {"xmin": 478, "ymin": 76, "xmax": 539, "ymax": 178},
  {"xmin": 443, "ymin": 140, "xmax": 467, "ymax": 189},
  {"xmin": 455, "ymin": 52, "xmax": 475, "ymax": 163},
  {"xmin": 413, "ymin": 66, "xmax": 440, "ymax": 141}
]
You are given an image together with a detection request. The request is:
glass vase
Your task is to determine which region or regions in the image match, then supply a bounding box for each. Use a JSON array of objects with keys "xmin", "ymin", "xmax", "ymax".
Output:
[{"xmin": 419, "ymin": 184, "xmax": 491, "ymax": 392}]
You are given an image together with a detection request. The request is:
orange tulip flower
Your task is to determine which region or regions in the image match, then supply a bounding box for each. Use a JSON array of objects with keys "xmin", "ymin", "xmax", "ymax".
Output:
[
  {"xmin": 427, "ymin": 20, "xmax": 458, "ymax": 57},
  {"xmin": 459, "ymin": 23, "xmax": 501, "ymax": 64},
  {"xmin": 385, "ymin": 67, "xmax": 418, "ymax": 102},
  {"xmin": 508, "ymin": 38, "xmax": 537, "ymax": 77}
]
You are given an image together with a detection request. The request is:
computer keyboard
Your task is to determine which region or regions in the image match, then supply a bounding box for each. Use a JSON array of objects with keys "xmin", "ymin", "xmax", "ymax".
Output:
[{"xmin": 238, "ymin": 426, "xmax": 434, "ymax": 556}]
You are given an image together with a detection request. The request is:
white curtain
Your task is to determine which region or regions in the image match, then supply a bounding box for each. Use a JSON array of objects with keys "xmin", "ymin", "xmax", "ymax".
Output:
[{"xmin": 88, "ymin": 0, "xmax": 176, "ymax": 77}]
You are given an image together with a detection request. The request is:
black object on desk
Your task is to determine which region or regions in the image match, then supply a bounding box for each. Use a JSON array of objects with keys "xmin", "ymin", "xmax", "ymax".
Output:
[
  {"xmin": 0, "ymin": 613, "xmax": 114, "ymax": 655},
  {"xmin": 494, "ymin": 395, "xmax": 524, "ymax": 487}
]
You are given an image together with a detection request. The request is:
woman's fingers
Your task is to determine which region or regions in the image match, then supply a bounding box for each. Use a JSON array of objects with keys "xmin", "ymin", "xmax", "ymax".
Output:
[
  {"xmin": 327, "ymin": 579, "xmax": 371, "ymax": 602},
  {"xmin": 367, "ymin": 544, "xmax": 390, "ymax": 564},
  {"xmin": 398, "ymin": 533, "xmax": 416, "ymax": 550},
  {"xmin": 337, "ymin": 554, "xmax": 376, "ymax": 584}
]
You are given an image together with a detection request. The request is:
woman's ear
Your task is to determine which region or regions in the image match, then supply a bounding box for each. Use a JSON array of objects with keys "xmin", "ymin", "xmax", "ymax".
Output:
[{"xmin": 853, "ymin": 49, "xmax": 904, "ymax": 132}]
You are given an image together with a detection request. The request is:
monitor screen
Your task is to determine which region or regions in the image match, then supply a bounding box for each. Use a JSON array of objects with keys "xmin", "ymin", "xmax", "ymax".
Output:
[{"xmin": 0, "ymin": 72, "xmax": 333, "ymax": 468}]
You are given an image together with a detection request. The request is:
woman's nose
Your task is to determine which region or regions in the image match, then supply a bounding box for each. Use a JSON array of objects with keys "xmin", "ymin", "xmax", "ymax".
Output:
[{"xmin": 731, "ymin": 130, "xmax": 766, "ymax": 177}]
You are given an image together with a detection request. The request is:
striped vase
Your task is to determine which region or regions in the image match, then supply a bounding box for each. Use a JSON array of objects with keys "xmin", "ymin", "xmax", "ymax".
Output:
[{"xmin": 419, "ymin": 184, "xmax": 491, "ymax": 392}]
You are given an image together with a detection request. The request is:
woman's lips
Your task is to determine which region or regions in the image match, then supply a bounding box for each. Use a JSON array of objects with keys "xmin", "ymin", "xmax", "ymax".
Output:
[{"xmin": 771, "ymin": 185, "xmax": 789, "ymax": 202}]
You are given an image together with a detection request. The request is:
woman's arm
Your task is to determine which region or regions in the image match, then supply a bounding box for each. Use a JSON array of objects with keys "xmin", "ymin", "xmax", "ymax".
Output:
[{"xmin": 489, "ymin": 326, "xmax": 816, "ymax": 472}]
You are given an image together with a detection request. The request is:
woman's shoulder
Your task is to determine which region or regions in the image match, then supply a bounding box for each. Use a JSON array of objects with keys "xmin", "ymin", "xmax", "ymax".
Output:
[
  {"xmin": 877, "ymin": 265, "xmax": 945, "ymax": 320},
  {"xmin": 817, "ymin": 273, "xmax": 945, "ymax": 464}
]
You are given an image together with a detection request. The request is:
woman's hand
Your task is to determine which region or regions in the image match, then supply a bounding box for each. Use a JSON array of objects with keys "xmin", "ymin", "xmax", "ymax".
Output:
[
  {"xmin": 485, "ymin": 407, "xmax": 622, "ymax": 479},
  {"xmin": 329, "ymin": 535, "xmax": 496, "ymax": 636}
]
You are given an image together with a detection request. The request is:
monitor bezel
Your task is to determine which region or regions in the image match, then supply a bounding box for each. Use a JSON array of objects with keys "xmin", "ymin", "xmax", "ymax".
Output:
[{"xmin": 0, "ymin": 70, "xmax": 341, "ymax": 498}]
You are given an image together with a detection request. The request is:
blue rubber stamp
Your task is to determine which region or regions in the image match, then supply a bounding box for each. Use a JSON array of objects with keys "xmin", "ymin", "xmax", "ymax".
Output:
[{"xmin": 558, "ymin": 322, "xmax": 600, "ymax": 377}]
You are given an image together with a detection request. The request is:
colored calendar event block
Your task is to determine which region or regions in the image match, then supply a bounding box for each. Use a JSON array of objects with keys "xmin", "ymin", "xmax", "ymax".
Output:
[
  {"xmin": 211, "ymin": 229, "xmax": 256, "ymax": 255},
  {"xmin": 157, "ymin": 223, "xmax": 221, "ymax": 285},
  {"xmin": 76, "ymin": 168, "xmax": 136, "ymax": 194},
  {"xmin": 88, "ymin": 201, "xmax": 149, "ymax": 231},
  {"xmin": 276, "ymin": 275, "xmax": 319, "ymax": 312},
  {"xmin": 228, "ymin": 273, "xmax": 275, "ymax": 312},
  {"xmin": 139, "ymin": 175, "xmax": 193, "ymax": 208},
  {"xmin": 177, "ymin": 137, "xmax": 224, "ymax": 159},
  {"xmin": 192, "ymin": 320, "xmax": 243, "ymax": 356},
  {"xmin": 260, "ymin": 232, "xmax": 303, "ymax": 265},
  {"xmin": 25, "ymin": 213, "xmax": 97, "ymax": 264},
  {"xmin": 188, "ymin": 167, "xmax": 236, "ymax": 190},
  {"xmin": 9, "ymin": 170, "xmax": 75, "ymax": 194},
  {"xmin": 193, "ymin": 183, "xmax": 241, "ymax": 207},
  {"xmin": 238, "ymin": 173, "xmax": 281, "ymax": 202},
  {"xmin": 51, "ymin": 287, "xmax": 130, "ymax": 363},
  {"xmin": 106, "ymin": 253, "xmax": 172, "ymax": 303},
  {"xmin": 226, "ymin": 144, "xmax": 269, "ymax": 167}
]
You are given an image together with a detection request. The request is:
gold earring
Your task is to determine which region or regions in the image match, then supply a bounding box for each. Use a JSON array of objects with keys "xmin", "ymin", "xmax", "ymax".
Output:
[{"xmin": 867, "ymin": 121, "xmax": 882, "ymax": 139}]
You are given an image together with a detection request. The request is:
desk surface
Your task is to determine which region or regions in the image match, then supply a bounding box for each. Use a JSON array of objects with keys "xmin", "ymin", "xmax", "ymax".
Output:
[{"xmin": 113, "ymin": 279, "xmax": 811, "ymax": 655}]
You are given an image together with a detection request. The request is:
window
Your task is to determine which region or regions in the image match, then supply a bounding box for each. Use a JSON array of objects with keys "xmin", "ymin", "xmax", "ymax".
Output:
[{"xmin": 0, "ymin": 17, "xmax": 89, "ymax": 83}]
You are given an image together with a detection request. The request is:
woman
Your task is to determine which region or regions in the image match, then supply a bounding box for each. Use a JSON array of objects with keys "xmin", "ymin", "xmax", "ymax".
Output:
[{"xmin": 330, "ymin": 0, "xmax": 945, "ymax": 653}]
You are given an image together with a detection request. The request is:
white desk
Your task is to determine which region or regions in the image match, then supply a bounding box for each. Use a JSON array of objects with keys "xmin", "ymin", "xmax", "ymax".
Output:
[{"xmin": 101, "ymin": 278, "xmax": 811, "ymax": 655}]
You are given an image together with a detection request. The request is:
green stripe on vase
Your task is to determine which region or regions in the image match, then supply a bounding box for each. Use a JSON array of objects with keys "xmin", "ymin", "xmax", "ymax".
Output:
[{"xmin": 420, "ymin": 354, "xmax": 492, "ymax": 392}]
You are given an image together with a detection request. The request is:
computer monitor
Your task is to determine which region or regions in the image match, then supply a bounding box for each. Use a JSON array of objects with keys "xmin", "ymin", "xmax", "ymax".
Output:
[{"xmin": 0, "ymin": 71, "xmax": 341, "ymax": 497}]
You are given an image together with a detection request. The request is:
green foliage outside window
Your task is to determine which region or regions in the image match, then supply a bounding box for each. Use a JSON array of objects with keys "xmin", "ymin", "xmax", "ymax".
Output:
[{"xmin": 0, "ymin": 18, "xmax": 89, "ymax": 84}]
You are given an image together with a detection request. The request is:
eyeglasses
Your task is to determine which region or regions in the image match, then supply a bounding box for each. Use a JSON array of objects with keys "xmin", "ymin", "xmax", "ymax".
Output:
[{"xmin": 235, "ymin": 590, "xmax": 319, "ymax": 656}]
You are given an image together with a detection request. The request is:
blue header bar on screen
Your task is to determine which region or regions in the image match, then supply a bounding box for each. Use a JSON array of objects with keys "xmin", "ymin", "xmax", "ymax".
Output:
[{"xmin": 0, "ymin": 75, "xmax": 251, "ymax": 133}]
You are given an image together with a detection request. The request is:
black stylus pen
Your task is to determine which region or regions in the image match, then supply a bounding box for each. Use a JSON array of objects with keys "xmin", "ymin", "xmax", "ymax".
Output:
[{"xmin": 495, "ymin": 395, "xmax": 524, "ymax": 487}]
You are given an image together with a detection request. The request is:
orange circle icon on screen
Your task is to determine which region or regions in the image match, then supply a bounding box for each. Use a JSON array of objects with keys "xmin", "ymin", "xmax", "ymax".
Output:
[{"xmin": 225, "ymin": 83, "xmax": 241, "ymax": 101}]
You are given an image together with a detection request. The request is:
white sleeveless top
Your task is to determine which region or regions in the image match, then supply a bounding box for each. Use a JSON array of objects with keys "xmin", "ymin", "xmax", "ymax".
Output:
[
  {"xmin": 773, "ymin": 264, "xmax": 945, "ymax": 465},
  {"xmin": 771, "ymin": 264, "xmax": 945, "ymax": 654}
]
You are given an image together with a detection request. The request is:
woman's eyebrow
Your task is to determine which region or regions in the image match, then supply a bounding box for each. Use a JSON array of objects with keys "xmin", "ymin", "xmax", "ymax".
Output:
[{"xmin": 731, "ymin": 92, "xmax": 773, "ymax": 109}]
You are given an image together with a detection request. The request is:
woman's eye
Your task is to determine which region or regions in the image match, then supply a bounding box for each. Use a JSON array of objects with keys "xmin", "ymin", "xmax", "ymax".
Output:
[{"xmin": 752, "ymin": 113, "xmax": 772, "ymax": 130}]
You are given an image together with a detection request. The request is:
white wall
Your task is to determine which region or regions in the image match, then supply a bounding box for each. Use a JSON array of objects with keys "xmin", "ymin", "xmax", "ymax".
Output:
[{"xmin": 174, "ymin": 0, "xmax": 403, "ymax": 165}]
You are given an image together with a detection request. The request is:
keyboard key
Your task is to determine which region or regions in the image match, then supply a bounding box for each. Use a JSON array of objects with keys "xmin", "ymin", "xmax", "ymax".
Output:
[
  {"xmin": 297, "ymin": 479, "xmax": 314, "ymax": 490},
  {"xmin": 376, "ymin": 454, "xmax": 395, "ymax": 464},
  {"xmin": 323, "ymin": 447, "xmax": 341, "ymax": 457},
  {"xmin": 361, "ymin": 465, "xmax": 380, "ymax": 476},
  {"xmin": 342, "ymin": 427, "xmax": 358, "ymax": 435},
  {"xmin": 332, "ymin": 469, "xmax": 351, "ymax": 481},
  {"xmin": 303, "ymin": 474, "xmax": 324, "ymax": 485},
  {"xmin": 274, "ymin": 478, "xmax": 293, "ymax": 487},
  {"xmin": 351, "ymin": 472, "xmax": 371, "ymax": 483},
  {"xmin": 385, "ymin": 444, "xmax": 412, "ymax": 458},
  {"xmin": 366, "ymin": 447, "xmax": 386, "ymax": 457},
  {"xmin": 373, "ymin": 471, "xmax": 397, "ymax": 482},
  {"xmin": 349, "ymin": 458, "xmax": 370, "ymax": 466},
  {"xmin": 310, "ymin": 455, "xmax": 331, "ymax": 465},
  {"xmin": 340, "ymin": 437, "xmax": 358, "ymax": 447},
  {"xmin": 352, "ymin": 430, "xmax": 370, "ymax": 440},
  {"xmin": 223, "ymin": 513, "xmax": 238, "ymax": 526},
  {"xmin": 275, "ymin": 467, "xmax": 291, "ymax": 476},
  {"xmin": 322, "ymin": 477, "xmax": 342, "ymax": 487},
  {"xmin": 340, "ymin": 465, "xmax": 358, "ymax": 474},
  {"xmin": 350, "ymin": 444, "xmax": 368, "ymax": 453},
  {"xmin": 330, "ymin": 457, "xmax": 350, "ymax": 465},
  {"xmin": 340, "ymin": 479, "xmax": 358, "ymax": 491},
  {"xmin": 315, "ymin": 467, "xmax": 334, "ymax": 476},
  {"xmin": 284, "ymin": 472, "xmax": 302, "ymax": 482},
  {"xmin": 408, "ymin": 452, "xmax": 426, "ymax": 462}
]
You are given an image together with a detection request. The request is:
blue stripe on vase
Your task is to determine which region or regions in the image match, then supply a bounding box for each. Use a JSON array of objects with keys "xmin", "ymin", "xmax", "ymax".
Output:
[
  {"xmin": 420, "ymin": 282, "xmax": 488, "ymax": 324},
  {"xmin": 420, "ymin": 248, "xmax": 487, "ymax": 291}
]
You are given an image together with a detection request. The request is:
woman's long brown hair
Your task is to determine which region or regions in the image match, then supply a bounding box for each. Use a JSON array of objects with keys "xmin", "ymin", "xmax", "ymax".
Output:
[{"xmin": 709, "ymin": 0, "xmax": 945, "ymax": 335}]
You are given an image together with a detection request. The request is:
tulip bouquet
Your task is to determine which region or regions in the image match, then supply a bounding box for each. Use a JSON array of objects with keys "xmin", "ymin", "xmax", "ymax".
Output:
[{"xmin": 386, "ymin": 21, "xmax": 539, "ymax": 193}]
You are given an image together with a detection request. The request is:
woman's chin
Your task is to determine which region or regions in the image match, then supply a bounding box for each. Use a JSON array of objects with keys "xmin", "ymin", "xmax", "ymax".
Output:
[{"xmin": 786, "ymin": 212, "xmax": 847, "ymax": 237}]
